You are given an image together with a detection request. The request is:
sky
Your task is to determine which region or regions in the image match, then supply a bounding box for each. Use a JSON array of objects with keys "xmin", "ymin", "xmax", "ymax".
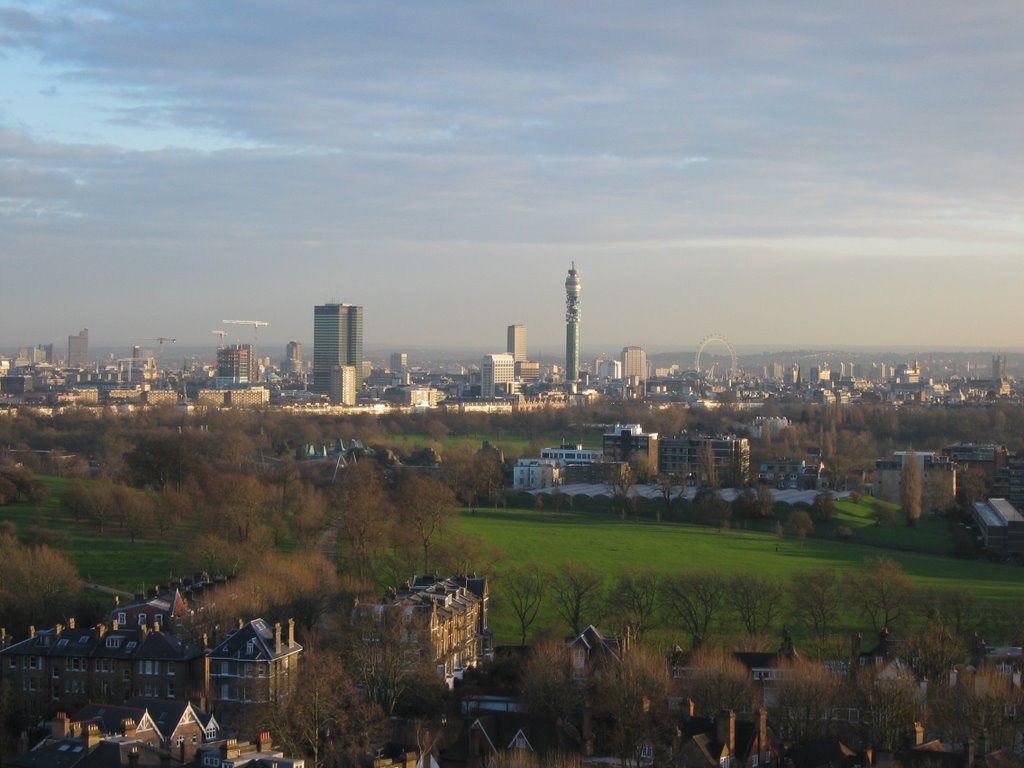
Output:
[{"xmin": 2, "ymin": 1, "xmax": 1023, "ymax": 355}]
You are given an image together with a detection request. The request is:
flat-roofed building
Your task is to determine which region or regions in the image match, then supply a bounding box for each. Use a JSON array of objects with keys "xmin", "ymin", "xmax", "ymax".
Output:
[{"xmin": 971, "ymin": 498, "xmax": 1024, "ymax": 556}]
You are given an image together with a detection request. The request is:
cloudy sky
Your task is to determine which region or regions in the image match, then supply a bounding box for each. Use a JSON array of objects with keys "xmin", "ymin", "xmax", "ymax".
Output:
[{"xmin": 2, "ymin": 1, "xmax": 1022, "ymax": 356}]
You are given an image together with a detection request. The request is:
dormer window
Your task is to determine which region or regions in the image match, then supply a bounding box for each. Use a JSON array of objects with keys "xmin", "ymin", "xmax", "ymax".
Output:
[
  {"xmin": 118, "ymin": 612, "xmax": 127, "ymax": 625},
  {"xmin": 246, "ymin": 640, "xmax": 255, "ymax": 655},
  {"xmin": 106, "ymin": 636, "xmax": 122, "ymax": 648},
  {"xmin": 138, "ymin": 614, "xmax": 147, "ymax": 626}
]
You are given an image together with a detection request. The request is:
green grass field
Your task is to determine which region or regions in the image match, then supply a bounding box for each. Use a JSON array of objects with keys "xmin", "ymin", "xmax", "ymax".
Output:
[
  {"xmin": 457, "ymin": 506, "xmax": 1024, "ymax": 644},
  {"xmin": 2, "ymin": 477, "xmax": 202, "ymax": 593}
]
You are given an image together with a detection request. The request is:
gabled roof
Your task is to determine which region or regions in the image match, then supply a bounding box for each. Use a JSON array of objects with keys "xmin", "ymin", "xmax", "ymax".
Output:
[
  {"xmin": 70, "ymin": 703, "xmax": 158, "ymax": 739},
  {"xmin": 567, "ymin": 625, "xmax": 621, "ymax": 663},
  {"xmin": 209, "ymin": 618, "xmax": 301, "ymax": 662},
  {"xmin": 445, "ymin": 713, "xmax": 579, "ymax": 763},
  {"xmin": 0, "ymin": 625, "xmax": 204, "ymax": 663}
]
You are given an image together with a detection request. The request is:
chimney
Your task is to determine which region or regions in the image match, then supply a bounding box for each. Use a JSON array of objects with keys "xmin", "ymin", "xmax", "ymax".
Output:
[
  {"xmin": 55, "ymin": 623, "xmax": 64, "ymax": 636},
  {"xmin": 153, "ymin": 621, "xmax": 161, "ymax": 633},
  {"xmin": 128, "ymin": 746, "xmax": 140, "ymax": 767},
  {"xmin": 949, "ymin": 668, "xmax": 959, "ymax": 687},
  {"xmin": 68, "ymin": 618, "xmax": 76, "ymax": 629},
  {"xmin": 29, "ymin": 625, "xmax": 36, "ymax": 638},
  {"xmin": 112, "ymin": 620, "xmax": 120, "ymax": 631},
  {"xmin": 288, "ymin": 618, "xmax": 295, "ymax": 647},
  {"xmin": 201, "ymin": 633, "xmax": 209, "ymax": 649},
  {"xmin": 257, "ymin": 730, "xmax": 272, "ymax": 752},
  {"xmin": 238, "ymin": 619, "xmax": 244, "ymax": 630},
  {"xmin": 122, "ymin": 718, "xmax": 138, "ymax": 737},
  {"xmin": 85, "ymin": 723, "xmax": 103, "ymax": 749},
  {"xmin": 686, "ymin": 698, "xmax": 696, "ymax": 720},
  {"xmin": 97, "ymin": 623, "xmax": 107, "ymax": 639},
  {"xmin": 274, "ymin": 622, "xmax": 282, "ymax": 654},
  {"xmin": 51, "ymin": 712, "xmax": 70, "ymax": 740},
  {"xmin": 141, "ymin": 624, "xmax": 148, "ymax": 638},
  {"xmin": 913, "ymin": 722, "xmax": 925, "ymax": 746},
  {"xmin": 717, "ymin": 709, "xmax": 736, "ymax": 752}
]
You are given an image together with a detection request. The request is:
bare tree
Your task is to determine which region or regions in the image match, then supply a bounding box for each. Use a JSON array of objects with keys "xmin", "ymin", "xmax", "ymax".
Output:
[
  {"xmin": 596, "ymin": 644, "xmax": 673, "ymax": 768},
  {"xmin": 771, "ymin": 658, "xmax": 843, "ymax": 742},
  {"xmin": 788, "ymin": 568, "xmax": 841, "ymax": 651},
  {"xmin": 520, "ymin": 639, "xmax": 585, "ymax": 724},
  {"xmin": 551, "ymin": 562, "xmax": 604, "ymax": 636},
  {"xmin": 332, "ymin": 462, "xmax": 394, "ymax": 582},
  {"xmin": 857, "ymin": 667, "xmax": 924, "ymax": 751},
  {"xmin": 661, "ymin": 571, "xmax": 726, "ymax": 648},
  {"xmin": 503, "ymin": 563, "xmax": 549, "ymax": 645},
  {"xmin": 348, "ymin": 604, "xmax": 436, "ymax": 716},
  {"xmin": 843, "ymin": 557, "xmax": 914, "ymax": 631},
  {"xmin": 612, "ymin": 568, "xmax": 661, "ymax": 642},
  {"xmin": 682, "ymin": 647, "xmax": 755, "ymax": 715},
  {"xmin": 728, "ymin": 573, "xmax": 783, "ymax": 636},
  {"xmin": 394, "ymin": 473, "xmax": 458, "ymax": 574},
  {"xmin": 931, "ymin": 666, "xmax": 1024, "ymax": 750}
]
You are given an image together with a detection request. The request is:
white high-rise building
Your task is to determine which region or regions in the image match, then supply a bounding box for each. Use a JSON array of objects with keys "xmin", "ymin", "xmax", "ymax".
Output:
[{"xmin": 481, "ymin": 353, "xmax": 516, "ymax": 398}]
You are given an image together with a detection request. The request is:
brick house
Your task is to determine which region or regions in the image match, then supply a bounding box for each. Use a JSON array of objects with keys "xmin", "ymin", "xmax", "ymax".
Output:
[
  {"xmin": 208, "ymin": 618, "xmax": 301, "ymax": 705},
  {"xmin": 0, "ymin": 620, "xmax": 209, "ymax": 719}
]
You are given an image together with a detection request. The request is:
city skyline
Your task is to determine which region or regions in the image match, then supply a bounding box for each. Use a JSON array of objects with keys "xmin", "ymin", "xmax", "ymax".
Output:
[{"xmin": 3, "ymin": 3, "xmax": 1023, "ymax": 349}]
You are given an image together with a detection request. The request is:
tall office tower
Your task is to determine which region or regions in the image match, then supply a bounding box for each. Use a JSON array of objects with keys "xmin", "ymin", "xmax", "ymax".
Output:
[
  {"xmin": 621, "ymin": 346, "xmax": 647, "ymax": 381},
  {"xmin": 216, "ymin": 344, "xmax": 255, "ymax": 387},
  {"xmin": 390, "ymin": 352, "xmax": 408, "ymax": 374},
  {"xmin": 506, "ymin": 324, "xmax": 527, "ymax": 363},
  {"xmin": 565, "ymin": 264, "xmax": 581, "ymax": 382},
  {"xmin": 313, "ymin": 304, "xmax": 364, "ymax": 393},
  {"xmin": 481, "ymin": 353, "xmax": 516, "ymax": 397},
  {"xmin": 993, "ymin": 354, "xmax": 1007, "ymax": 381},
  {"xmin": 67, "ymin": 328, "xmax": 89, "ymax": 368}
]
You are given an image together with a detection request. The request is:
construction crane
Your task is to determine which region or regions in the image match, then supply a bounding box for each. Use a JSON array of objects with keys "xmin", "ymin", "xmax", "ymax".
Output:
[
  {"xmin": 211, "ymin": 330, "xmax": 227, "ymax": 348},
  {"xmin": 132, "ymin": 337, "xmax": 176, "ymax": 385},
  {"xmin": 222, "ymin": 320, "xmax": 269, "ymax": 380}
]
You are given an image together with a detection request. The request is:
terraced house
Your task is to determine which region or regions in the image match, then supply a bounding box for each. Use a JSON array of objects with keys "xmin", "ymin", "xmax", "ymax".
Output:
[{"xmin": 0, "ymin": 620, "xmax": 209, "ymax": 719}]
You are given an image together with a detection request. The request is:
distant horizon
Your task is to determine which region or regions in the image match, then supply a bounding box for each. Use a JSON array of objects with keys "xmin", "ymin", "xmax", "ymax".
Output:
[{"xmin": 6, "ymin": 341, "xmax": 1024, "ymax": 365}]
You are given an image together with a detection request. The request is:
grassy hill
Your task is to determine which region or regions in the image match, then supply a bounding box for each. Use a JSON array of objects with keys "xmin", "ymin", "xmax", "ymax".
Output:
[{"xmin": 457, "ymin": 506, "xmax": 1023, "ymax": 645}]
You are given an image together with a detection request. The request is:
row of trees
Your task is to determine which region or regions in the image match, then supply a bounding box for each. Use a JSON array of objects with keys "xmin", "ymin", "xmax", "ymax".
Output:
[{"xmin": 501, "ymin": 557, "xmax": 982, "ymax": 653}]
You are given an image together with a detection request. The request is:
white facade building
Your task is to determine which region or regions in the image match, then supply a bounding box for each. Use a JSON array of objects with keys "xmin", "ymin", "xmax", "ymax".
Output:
[
  {"xmin": 513, "ymin": 458, "xmax": 561, "ymax": 490},
  {"xmin": 481, "ymin": 353, "xmax": 516, "ymax": 398}
]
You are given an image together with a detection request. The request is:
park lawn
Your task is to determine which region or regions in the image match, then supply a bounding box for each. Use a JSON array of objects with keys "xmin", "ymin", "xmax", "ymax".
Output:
[
  {"xmin": 826, "ymin": 499, "xmax": 955, "ymax": 554},
  {"xmin": 2, "ymin": 476, "xmax": 204, "ymax": 593},
  {"xmin": 382, "ymin": 431, "xmax": 600, "ymax": 456},
  {"xmin": 457, "ymin": 506, "xmax": 1024, "ymax": 644}
]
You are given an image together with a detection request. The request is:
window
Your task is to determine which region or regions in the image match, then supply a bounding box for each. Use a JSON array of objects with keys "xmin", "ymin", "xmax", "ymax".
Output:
[
  {"xmin": 166, "ymin": 683, "xmax": 175, "ymax": 698},
  {"xmin": 138, "ymin": 614, "xmax": 147, "ymax": 626},
  {"xmin": 752, "ymin": 756, "xmax": 759, "ymax": 767},
  {"xmin": 155, "ymin": 614, "xmax": 163, "ymax": 626},
  {"xmin": 106, "ymin": 636, "xmax": 121, "ymax": 648},
  {"xmin": 192, "ymin": 735, "xmax": 198, "ymax": 744},
  {"xmin": 246, "ymin": 640, "xmax": 254, "ymax": 655},
  {"xmin": 175, "ymin": 736, "xmax": 184, "ymax": 747},
  {"xmin": 118, "ymin": 612, "xmax": 127, "ymax": 625}
]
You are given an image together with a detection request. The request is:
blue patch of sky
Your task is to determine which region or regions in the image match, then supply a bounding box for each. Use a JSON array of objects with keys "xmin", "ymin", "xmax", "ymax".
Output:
[{"xmin": 2, "ymin": 48, "xmax": 257, "ymax": 152}]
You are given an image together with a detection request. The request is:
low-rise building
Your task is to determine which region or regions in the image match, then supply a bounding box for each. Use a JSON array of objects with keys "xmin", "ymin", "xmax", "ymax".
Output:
[
  {"xmin": 0, "ymin": 621, "xmax": 209, "ymax": 719},
  {"xmin": 208, "ymin": 619, "xmax": 301, "ymax": 706},
  {"xmin": 513, "ymin": 458, "xmax": 560, "ymax": 490},
  {"xmin": 971, "ymin": 498, "xmax": 1024, "ymax": 557}
]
